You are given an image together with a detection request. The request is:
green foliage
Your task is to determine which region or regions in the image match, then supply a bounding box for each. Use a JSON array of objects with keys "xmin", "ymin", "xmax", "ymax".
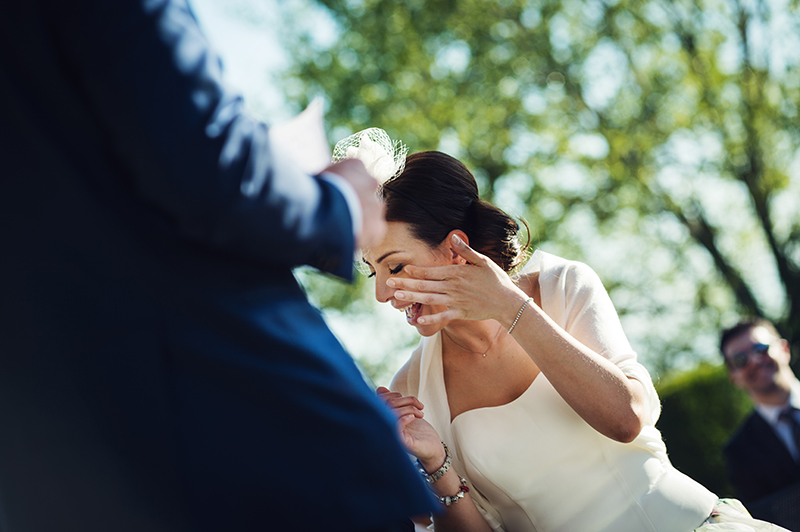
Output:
[
  {"xmin": 294, "ymin": 266, "xmax": 368, "ymax": 311},
  {"xmin": 656, "ymin": 363, "xmax": 752, "ymax": 496},
  {"xmin": 280, "ymin": 0, "xmax": 800, "ymax": 374}
]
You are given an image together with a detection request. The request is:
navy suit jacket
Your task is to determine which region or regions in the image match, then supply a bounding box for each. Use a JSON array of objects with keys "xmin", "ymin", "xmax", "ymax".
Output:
[
  {"xmin": 0, "ymin": 1, "xmax": 434, "ymax": 530},
  {"xmin": 724, "ymin": 410, "xmax": 800, "ymax": 504}
]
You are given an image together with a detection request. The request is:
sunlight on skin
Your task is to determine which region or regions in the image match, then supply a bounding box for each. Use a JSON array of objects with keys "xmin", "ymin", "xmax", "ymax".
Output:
[{"xmin": 361, "ymin": 222, "xmax": 456, "ymax": 338}]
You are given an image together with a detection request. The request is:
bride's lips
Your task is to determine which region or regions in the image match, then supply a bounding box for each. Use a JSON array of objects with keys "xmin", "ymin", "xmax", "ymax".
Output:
[
  {"xmin": 404, "ymin": 303, "xmax": 423, "ymax": 324},
  {"xmin": 396, "ymin": 302, "xmax": 423, "ymax": 324}
]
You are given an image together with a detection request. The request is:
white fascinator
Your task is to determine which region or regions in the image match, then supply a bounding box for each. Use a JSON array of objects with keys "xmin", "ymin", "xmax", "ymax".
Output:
[{"xmin": 332, "ymin": 128, "xmax": 408, "ymax": 184}]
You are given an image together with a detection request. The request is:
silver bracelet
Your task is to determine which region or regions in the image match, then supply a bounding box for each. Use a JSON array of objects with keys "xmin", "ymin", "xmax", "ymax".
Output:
[
  {"xmin": 439, "ymin": 477, "xmax": 469, "ymax": 506},
  {"xmin": 507, "ymin": 297, "xmax": 533, "ymax": 335},
  {"xmin": 415, "ymin": 441, "xmax": 451, "ymax": 483}
]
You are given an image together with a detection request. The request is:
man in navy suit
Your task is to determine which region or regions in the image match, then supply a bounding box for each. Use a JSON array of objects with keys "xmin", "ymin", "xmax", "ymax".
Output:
[
  {"xmin": 722, "ymin": 319, "xmax": 800, "ymax": 508},
  {"xmin": 0, "ymin": 0, "xmax": 434, "ymax": 530}
]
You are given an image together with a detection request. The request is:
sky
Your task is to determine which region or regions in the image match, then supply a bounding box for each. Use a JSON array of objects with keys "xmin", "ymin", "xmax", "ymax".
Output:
[{"xmin": 189, "ymin": 0, "xmax": 290, "ymax": 120}]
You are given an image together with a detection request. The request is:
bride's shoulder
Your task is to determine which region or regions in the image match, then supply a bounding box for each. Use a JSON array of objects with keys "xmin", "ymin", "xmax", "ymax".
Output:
[
  {"xmin": 525, "ymin": 251, "xmax": 601, "ymax": 285},
  {"xmin": 513, "ymin": 270, "xmax": 540, "ymax": 299},
  {"xmin": 514, "ymin": 251, "xmax": 606, "ymax": 305}
]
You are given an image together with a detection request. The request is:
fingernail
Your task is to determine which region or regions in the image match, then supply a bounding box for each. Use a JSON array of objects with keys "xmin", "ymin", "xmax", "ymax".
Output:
[
  {"xmin": 418, "ymin": 317, "xmax": 426, "ymax": 324},
  {"xmin": 387, "ymin": 279, "xmax": 395, "ymax": 287},
  {"xmin": 395, "ymin": 291, "xmax": 405, "ymax": 299},
  {"xmin": 452, "ymin": 234, "xmax": 463, "ymax": 245}
]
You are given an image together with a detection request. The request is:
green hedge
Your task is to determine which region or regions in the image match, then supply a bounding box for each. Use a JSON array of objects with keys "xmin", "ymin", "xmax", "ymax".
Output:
[{"xmin": 655, "ymin": 363, "xmax": 752, "ymax": 497}]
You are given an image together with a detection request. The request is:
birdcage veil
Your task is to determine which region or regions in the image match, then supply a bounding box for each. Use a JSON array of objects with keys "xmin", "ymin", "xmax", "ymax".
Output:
[{"xmin": 332, "ymin": 128, "xmax": 408, "ymax": 184}]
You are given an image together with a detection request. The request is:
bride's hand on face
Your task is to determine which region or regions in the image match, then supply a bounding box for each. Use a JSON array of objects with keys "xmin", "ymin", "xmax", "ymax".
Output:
[
  {"xmin": 377, "ymin": 387, "xmax": 445, "ymax": 465},
  {"xmin": 387, "ymin": 234, "xmax": 528, "ymax": 326}
]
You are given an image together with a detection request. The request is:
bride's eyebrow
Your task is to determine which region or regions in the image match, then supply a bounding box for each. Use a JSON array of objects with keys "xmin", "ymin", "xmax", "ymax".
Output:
[
  {"xmin": 376, "ymin": 251, "xmax": 401, "ymax": 264},
  {"xmin": 362, "ymin": 250, "xmax": 403, "ymax": 268}
]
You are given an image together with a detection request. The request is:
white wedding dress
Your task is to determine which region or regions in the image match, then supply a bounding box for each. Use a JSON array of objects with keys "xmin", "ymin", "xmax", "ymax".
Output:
[{"xmin": 391, "ymin": 250, "xmax": 717, "ymax": 532}]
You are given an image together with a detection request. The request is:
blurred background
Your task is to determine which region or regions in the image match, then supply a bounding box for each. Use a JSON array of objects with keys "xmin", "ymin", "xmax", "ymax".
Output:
[{"xmin": 189, "ymin": 0, "xmax": 800, "ymax": 497}]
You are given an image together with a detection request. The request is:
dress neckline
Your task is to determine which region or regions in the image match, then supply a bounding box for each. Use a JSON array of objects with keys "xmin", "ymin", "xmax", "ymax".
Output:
[
  {"xmin": 435, "ymin": 324, "xmax": 542, "ymax": 425},
  {"xmin": 447, "ymin": 370, "xmax": 541, "ymax": 426}
]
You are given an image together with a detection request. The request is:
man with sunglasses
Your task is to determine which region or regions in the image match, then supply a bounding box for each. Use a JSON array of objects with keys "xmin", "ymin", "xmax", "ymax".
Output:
[{"xmin": 721, "ymin": 318, "xmax": 800, "ymax": 510}]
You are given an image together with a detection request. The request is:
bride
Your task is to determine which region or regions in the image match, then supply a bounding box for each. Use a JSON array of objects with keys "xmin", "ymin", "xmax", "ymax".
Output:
[{"xmin": 341, "ymin": 130, "xmax": 788, "ymax": 532}]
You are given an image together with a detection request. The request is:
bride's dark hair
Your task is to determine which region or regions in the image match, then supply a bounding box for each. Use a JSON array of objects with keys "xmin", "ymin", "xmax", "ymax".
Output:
[{"xmin": 381, "ymin": 151, "xmax": 528, "ymax": 272}]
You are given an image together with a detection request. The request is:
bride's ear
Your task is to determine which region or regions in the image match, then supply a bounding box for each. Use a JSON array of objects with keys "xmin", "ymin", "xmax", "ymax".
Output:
[{"xmin": 445, "ymin": 230, "xmax": 469, "ymax": 264}]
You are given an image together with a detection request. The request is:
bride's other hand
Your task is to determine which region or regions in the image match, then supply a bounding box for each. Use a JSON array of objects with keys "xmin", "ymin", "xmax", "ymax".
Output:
[
  {"xmin": 377, "ymin": 387, "xmax": 445, "ymax": 466},
  {"xmin": 376, "ymin": 386, "xmax": 424, "ymax": 420},
  {"xmin": 398, "ymin": 416, "xmax": 447, "ymax": 470},
  {"xmin": 388, "ymin": 234, "xmax": 528, "ymax": 326}
]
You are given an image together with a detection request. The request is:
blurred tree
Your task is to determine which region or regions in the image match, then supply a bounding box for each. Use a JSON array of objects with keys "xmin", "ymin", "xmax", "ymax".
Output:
[{"xmin": 280, "ymin": 0, "xmax": 800, "ymax": 376}]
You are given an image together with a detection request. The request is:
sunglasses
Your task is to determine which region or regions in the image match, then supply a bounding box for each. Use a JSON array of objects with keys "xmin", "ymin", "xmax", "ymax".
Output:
[{"xmin": 726, "ymin": 342, "xmax": 771, "ymax": 370}]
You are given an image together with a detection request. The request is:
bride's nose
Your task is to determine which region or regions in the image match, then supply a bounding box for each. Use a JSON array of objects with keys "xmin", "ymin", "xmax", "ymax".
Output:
[{"xmin": 375, "ymin": 277, "xmax": 394, "ymax": 303}]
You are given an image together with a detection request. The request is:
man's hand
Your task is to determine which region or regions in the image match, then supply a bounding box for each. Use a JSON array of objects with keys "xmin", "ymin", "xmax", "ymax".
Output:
[{"xmin": 324, "ymin": 158, "xmax": 387, "ymax": 250}]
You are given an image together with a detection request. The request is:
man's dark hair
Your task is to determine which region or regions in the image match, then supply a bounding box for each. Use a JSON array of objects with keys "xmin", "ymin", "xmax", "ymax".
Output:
[{"xmin": 720, "ymin": 317, "xmax": 781, "ymax": 357}]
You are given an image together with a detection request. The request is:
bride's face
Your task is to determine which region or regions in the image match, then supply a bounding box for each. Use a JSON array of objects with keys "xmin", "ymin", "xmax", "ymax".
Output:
[{"xmin": 362, "ymin": 222, "xmax": 455, "ymax": 336}]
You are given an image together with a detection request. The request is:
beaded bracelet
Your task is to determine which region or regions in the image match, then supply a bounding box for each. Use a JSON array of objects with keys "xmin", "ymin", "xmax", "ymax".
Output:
[
  {"xmin": 507, "ymin": 297, "xmax": 533, "ymax": 335},
  {"xmin": 439, "ymin": 477, "xmax": 469, "ymax": 506},
  {"xmin": 415, "ymin": 441, "xmax": 451, "ymax": 483}
]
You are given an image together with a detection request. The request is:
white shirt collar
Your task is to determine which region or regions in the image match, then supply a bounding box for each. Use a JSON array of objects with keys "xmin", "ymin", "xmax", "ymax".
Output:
[{"xmin": 755, "ymin": 378, "xmax": 800, "ymax": 426}]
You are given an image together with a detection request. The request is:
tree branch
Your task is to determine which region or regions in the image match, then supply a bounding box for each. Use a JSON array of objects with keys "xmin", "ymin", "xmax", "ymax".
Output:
[{"xmin": 663, "ymin": 195, "xmax": 763, "ymax": 315}]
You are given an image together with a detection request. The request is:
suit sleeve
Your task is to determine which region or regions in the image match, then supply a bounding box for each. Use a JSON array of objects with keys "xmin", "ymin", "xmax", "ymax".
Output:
[
  {"xmin": 45, "ymin": 0, "xmax": 355, "ymax": 278},
  {"xmin": 724, "ymin": 444, "xmax": 756, "ymax": 503},
  {"xmin": 723, "ymin": 423, "xmax": 774, "ymax": 504}
]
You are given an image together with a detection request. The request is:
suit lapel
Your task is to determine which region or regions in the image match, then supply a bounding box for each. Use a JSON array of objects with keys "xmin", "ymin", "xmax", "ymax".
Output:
[{"xmin": 748, "ymin": 412, "xmax": 799, "ymax": 471}]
